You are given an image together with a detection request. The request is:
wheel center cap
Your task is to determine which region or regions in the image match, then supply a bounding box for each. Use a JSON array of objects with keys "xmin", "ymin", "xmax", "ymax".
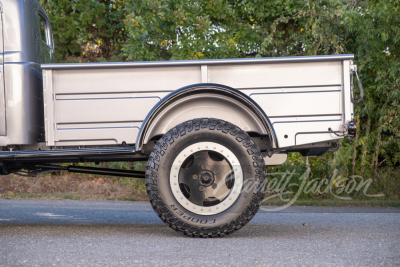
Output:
[{"xmin": 199, "ymin": 170, "xmax": 215, "ymax": 187}]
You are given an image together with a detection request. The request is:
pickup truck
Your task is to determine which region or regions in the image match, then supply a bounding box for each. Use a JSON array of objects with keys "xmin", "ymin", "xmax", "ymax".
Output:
[{"xmin": 0, "ymin": 0, "xmax": 362, "ymax": 237}]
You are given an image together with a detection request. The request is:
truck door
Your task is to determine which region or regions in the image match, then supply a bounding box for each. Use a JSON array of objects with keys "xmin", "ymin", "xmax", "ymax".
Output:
[{"xmin": 0, "ymin": 4, "xmax": 5, "ymax": 136}]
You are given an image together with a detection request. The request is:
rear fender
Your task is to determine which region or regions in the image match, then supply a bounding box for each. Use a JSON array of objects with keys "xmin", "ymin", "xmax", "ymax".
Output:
[{"xmin": 136, "ymin": 83, "xmax": 278, "ymax": 151}]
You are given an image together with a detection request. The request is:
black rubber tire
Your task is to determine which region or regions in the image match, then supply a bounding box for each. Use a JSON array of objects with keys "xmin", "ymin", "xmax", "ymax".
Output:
[{"xmin": 145, "ymin": 118, "xmax": 266, "ymax": 237}]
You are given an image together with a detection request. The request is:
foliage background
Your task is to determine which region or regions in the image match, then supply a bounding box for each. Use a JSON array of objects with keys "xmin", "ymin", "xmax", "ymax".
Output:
[{"xmin": 36, "ymin": 0, "xmax": 399, "ymax": 202}]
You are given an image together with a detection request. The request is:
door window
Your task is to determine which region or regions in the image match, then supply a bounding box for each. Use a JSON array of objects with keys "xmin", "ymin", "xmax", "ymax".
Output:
[{"xmin": 38, "ymin": 14, "xmax": 51, "ymax": 47}]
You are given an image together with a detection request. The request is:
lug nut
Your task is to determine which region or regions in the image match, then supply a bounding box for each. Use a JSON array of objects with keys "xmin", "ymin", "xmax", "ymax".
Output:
[
  {"xmin": 212, "ymin": 183, "xmax": 217, "ymax": 189},
  {"xmin": 199, "ymin": 186, "xmax": 204, "ymax": 191},
  {"xmin": 192, "ymin": 175, "xmax": 198, "ymax": 179},
  {"xmin": 213, "ymin": 170, "xmax": 219, "ymax": 175},
  {"xmin": 201, "ymin": 165, "xmax": 206, "ymax": 170}
]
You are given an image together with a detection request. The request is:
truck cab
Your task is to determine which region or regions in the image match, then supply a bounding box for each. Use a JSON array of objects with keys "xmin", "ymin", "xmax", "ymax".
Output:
[{"xmin": 0, "ymin": 0, "xmax": 54, "ymax": 147}]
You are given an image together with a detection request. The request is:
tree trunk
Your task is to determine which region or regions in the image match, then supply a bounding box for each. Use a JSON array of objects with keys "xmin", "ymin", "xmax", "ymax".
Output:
[{"xmin": 360, "ymin": 117, "xmax": 371, "ymax": 176}]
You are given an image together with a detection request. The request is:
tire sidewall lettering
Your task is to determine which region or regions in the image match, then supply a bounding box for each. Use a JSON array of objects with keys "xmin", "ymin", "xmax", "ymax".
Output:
[{"xmin": 170, "ymin": 205, "xmax": 216, "ymax": 224}]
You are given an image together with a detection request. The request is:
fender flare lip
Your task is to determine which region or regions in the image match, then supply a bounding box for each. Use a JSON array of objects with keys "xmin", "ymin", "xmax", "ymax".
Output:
[{"xmin": 136, "ymin": 83, "xmax": 278, "ymax": 151}]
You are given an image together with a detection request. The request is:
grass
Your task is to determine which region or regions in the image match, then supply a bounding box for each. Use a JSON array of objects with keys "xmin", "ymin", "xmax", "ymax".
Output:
[
  {"xmin": 262, "ymin": 198, "xmax": 400, "ymax": 207},
  {"xmin": 0, "ymin": 192, "xmax": 141, "ymax": 201},
  {"xmin": 1, "ymin": 192, "xmax": 83, "ymax": 200},
  {"xmin": 0, "ymin": 172, "xmax": 148, "ymax": 202}
]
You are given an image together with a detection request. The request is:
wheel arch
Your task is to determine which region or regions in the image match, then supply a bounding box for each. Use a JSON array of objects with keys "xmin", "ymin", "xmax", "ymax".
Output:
[{"xmin": 136, "ymin": 83, "xmax": 278, "ymax": 151}]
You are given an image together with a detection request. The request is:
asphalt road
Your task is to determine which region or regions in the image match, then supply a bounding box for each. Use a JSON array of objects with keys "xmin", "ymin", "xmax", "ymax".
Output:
[{"xmin": 0, "ymin": 199, "xmax": 399, "ymax": 267}]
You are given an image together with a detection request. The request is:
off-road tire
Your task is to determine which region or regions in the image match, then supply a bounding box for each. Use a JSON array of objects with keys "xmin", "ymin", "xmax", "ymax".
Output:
[{"xmin": 145, "ymin": 118, "xmax": 266, "ymax": 237}]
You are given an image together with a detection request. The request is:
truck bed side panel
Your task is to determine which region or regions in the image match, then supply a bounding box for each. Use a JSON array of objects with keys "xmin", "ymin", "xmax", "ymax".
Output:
[
  {"xmin": 44, "ymin": 66, "xmax": 200, "ymax": 146},
  {"xmin": 42, "ymin": 56, "xmax": 353, "ymax": 148}
]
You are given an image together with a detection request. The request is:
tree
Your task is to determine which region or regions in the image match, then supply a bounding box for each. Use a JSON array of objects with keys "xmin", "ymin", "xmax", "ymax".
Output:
[
  {"xmin": 338, "ymin": 0, "xmax": 400, "ymax": 176},
  {"xmin": 40, "ymin": 0, "xmax": 127, "ymax": 62},
  {"xmin": 122, "ymin": 0, "xmax": 311, "ymax": 60}
]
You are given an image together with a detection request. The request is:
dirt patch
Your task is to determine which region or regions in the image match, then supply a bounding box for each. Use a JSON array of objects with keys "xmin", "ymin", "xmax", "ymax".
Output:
[{"xmin": 0, "ymin": 173, "xmax": 148, "ymax": 201}]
